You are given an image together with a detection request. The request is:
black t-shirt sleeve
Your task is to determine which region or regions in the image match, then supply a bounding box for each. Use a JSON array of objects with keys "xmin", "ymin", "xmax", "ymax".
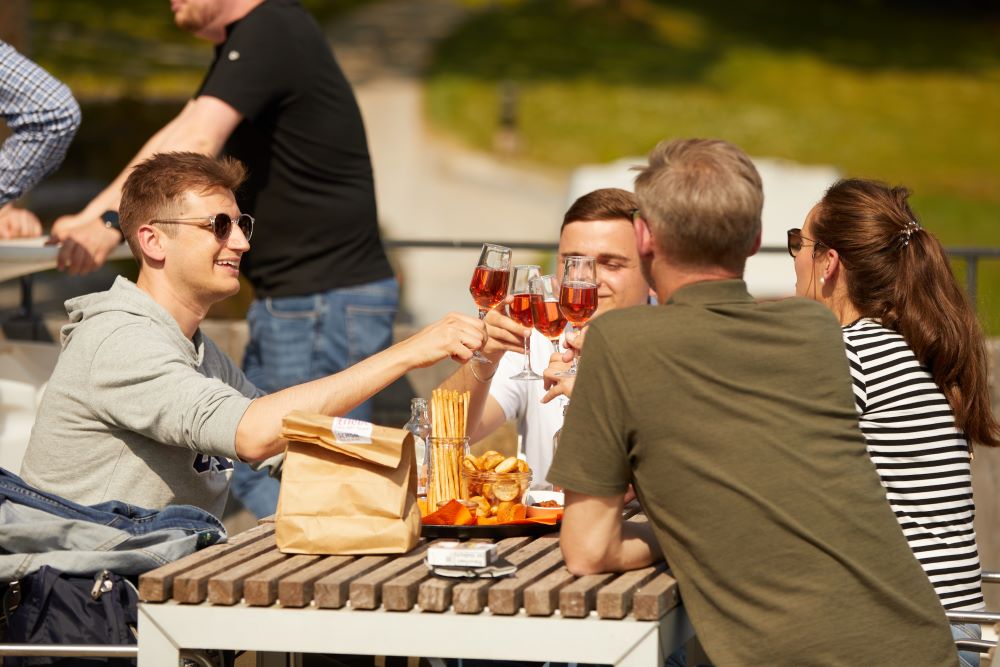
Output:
[
  {"xmin": 546, "ymin": 322, "xmax": 632, "ymax": 496},
  {"xmin": 198, "ymin": 11, "xmax": 294, "ymax": 120}
]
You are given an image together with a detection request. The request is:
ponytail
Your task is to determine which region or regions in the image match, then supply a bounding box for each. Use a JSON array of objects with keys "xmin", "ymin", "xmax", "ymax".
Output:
[{"xmin": 813, "ymin": 179, "xmax": 1000, "ymax": 447}]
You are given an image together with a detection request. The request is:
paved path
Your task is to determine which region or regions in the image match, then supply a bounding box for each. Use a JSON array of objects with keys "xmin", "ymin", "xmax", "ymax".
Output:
[{"xmin": 328, "ymin": 0, "xmax": 569, "ymax": 325}]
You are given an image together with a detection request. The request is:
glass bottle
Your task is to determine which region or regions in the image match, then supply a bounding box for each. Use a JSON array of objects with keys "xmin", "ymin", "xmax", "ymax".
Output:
[{"xmin": 403, "ymin": 398, "xmax": 431, "ymax": 496}]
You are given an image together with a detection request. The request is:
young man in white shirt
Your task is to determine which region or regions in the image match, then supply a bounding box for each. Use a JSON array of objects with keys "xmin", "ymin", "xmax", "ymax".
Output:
[{"xmin": 438, "ymin": 188, "xmax": 650, "ymax": 483}]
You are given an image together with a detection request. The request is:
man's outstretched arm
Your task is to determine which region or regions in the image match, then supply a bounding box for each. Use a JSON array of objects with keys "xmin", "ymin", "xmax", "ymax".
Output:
[{"xmin": 235, "ymin": 312, "xmax": 488, "ymax": 461}]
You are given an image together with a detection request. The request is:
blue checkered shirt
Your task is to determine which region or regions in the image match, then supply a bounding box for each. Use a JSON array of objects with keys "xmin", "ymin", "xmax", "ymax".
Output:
[{"xmin": 0, "ymin": 41, "xmax": 81, "ymax": 205}]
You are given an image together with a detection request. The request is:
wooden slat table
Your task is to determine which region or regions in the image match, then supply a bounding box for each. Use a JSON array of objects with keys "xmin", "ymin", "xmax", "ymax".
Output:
[{"xmin": 137, "ymin": 516, "xmax": 691, "ymax": 666}]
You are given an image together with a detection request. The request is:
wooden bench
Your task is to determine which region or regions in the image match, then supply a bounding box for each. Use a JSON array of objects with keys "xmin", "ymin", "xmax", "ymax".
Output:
[{"xmin": 137, "ymin": 513, "xmax": 691, "ymax": 666}]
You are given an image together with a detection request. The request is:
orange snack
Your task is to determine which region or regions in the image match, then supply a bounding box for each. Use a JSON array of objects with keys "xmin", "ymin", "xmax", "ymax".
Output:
[
  {"xmin": 422, "ymin": 499, "xmax": 475, "ymax": 526},
  {"xmin": 496, "ymin": 501, "xmax": 514, "ymax": 523}
]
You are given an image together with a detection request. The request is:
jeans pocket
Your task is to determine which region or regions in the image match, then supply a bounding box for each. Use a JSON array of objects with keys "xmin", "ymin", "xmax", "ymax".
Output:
[
  {"xmin": 264, "ymin": 295, "xmax": 321, "ymax": 319},
  {"xmin": 245, "ymin": 296, "xmax": 323, "ymax": 392},
  {"xmin": 346, "ymin": 304, "xmax": 397, "ymax": 367}
]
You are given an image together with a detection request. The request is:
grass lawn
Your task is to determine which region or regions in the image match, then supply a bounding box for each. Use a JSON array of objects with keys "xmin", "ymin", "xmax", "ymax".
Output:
[{"xmin": 426, "ymin": 0, "xmax": 1000, "ymax": 325}]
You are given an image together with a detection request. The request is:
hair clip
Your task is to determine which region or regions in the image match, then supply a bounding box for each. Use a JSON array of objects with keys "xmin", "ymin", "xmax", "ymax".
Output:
[{"xmin": 899, "ymin": 220, "xmax": 922, "ymax": 248}]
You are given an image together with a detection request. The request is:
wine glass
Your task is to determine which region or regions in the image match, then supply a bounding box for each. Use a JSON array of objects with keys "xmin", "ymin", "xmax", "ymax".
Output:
[
  {"xmin": 468, "ymin": 243, "xmax": 512, "ymax": 364},
  {"xmin": 554, "ymin": 255, "xmax": 597, "ymax": 377},
  {"xmin": 528, "ymin": 274, "xmax": 567, "ymax": 358},
  {"xmin": 508, "ymin": 264, "xmax": 542, "ymax": 381}
]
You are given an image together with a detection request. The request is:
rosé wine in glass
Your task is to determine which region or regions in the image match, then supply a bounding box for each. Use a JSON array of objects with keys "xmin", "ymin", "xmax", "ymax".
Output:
[
  {"xmin": 469, "ymin": 243, "xmax": 512, "ymax": 364},
  {"xmin": 508, "ymin": 264, "xmax": 542, "ymax": 381}
]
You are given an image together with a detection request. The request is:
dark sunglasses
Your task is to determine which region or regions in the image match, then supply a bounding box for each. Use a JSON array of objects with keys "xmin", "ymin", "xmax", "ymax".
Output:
[
  {"xmin": 786, "ymin": 228, "xmax": 824, "ymax": 258},
  {"xmin": 150, "ymin": 213, "xmax": 254, "ymax": 241},
  {"xmin": 630, "ymin": 208, "xmax": 643, "ymax": 224}
]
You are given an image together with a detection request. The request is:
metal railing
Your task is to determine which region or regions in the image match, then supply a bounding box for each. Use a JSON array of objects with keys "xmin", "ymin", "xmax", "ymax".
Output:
[
  {"xmin": 4, "ymin": 242, "xmax": 999, "ymax": 338},
  {"xmin": 940, "ymin": 248, "xmax": 1000, "ymax": 309},
  {"xmin": 385, "ymin": 240, "xmax": 999, "ymax": 310}
]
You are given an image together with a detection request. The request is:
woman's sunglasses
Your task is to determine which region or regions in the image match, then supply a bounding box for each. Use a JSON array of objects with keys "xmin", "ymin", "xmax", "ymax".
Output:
[
  {"xmin": 150, "ymin": 213, "xmax": 254, "ymax": 241},
  {"xmin": 786, "ymin": 228, "xmax": 824, "ymax": 258}
]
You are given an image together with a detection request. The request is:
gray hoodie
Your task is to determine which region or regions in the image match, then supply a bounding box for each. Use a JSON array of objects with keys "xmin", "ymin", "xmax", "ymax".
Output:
[{"xmin": 21, "ymin": 277, "xmax": 259, "ymax": 518}]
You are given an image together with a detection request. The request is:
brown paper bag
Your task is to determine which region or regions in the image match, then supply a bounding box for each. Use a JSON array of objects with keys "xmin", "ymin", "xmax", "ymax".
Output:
[{"xmin": 275, "ymin": 411, "xmax": 420, "ymax": 555}]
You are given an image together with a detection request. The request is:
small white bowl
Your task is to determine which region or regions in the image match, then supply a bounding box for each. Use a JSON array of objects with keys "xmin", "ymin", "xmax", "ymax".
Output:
[
  {"xmin": 525, "ymin": 490, "xmax": 565, "ymax": 506},
  {"xmin": 525, "ymin": 490, "xmax": 564, "ymax": 519}
]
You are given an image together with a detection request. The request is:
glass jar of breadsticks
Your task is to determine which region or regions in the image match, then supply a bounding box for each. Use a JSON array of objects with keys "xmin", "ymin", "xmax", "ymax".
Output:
[{"xmin": 426, "ymin": 389, "xmax": 472, "ymax": 509}]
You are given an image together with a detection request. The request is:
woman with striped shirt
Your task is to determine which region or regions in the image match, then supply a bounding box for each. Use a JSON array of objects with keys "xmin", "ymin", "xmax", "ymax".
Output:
[{"xmin": 789, "ymin": 178, "xmax": 999, "ymax": 667}]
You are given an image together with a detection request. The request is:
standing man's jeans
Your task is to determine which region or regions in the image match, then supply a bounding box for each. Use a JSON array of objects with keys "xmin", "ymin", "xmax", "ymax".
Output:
[{"xmin": 231, "ymin": 277, "xmax": 400, "ymax": 518}]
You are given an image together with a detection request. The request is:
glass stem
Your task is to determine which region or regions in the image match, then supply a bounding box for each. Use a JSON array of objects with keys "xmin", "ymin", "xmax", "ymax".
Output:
[
  {"xmin": 473, "ymin": 308, "xmax": 491, "ymax": 363},
  {"xmin": 522, "ymin": 333, "xmax": 532, "ymax": 373},
  {"xmin": 568, "ymin": 320, "xmax": 583, "ymax": 373}
]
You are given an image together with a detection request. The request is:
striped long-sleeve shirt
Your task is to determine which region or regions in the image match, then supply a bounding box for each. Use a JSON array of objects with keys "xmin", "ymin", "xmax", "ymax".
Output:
[
  {"xmin": 843, "ymin": 318, "xmax": 984, "ymax": 611},
  {"xmin": 0, "ymin": 41, "xmax": 81, "ymax": 205}
]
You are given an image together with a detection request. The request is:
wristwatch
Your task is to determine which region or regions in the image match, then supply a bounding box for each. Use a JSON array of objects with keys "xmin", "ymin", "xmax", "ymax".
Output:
[{"xmin": 101, "ymin": 210, "xmax": 124, "ymax": 243}]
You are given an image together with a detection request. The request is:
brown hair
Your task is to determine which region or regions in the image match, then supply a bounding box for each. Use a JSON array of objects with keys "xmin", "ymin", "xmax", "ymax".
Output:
[
  {"xmin": 633, "ymin": 138, "xmax": 762, "ymax": 273},
  {"xmin": 811, "ymin": 178, "xmax": 999, "ymax": 447},
  {"xmin": 561, "ymin": 187, "xmax": 637, "ymax": 229},
  {"xmin": 119, "ymin": 152, "xmax": 246, "ymax": 262}
]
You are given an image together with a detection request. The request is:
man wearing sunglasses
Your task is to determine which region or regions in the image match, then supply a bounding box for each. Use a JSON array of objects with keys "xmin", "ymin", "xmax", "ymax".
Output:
[
  {"xmin": 20, "ymin": 152, "xmax": 486, "ymax": 519},
  {"xmin": 39, "ymin": 0, "xmax": 398, "ymax": 518}
]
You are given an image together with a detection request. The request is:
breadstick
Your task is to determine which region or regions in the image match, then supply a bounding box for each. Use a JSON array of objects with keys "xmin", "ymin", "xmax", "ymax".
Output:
[
  {"xmin": 461, "ymin": 391, "xmax": 468, "ymax": 437},
  {"xmin": 450, "ymin": 391, "xmax": 458, "ymax": 438},
  {"xmin": 431, "ymin": 390, "xmax": 439, "ymax": 438}
]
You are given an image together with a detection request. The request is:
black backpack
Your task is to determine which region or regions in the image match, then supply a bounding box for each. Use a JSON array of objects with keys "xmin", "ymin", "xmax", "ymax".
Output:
[{"xmin": 2, "ymin": 566, "xmax": 137, "ymax": 666}]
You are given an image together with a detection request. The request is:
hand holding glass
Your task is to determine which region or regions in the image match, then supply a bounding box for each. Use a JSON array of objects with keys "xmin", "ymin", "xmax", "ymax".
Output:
[
  {"xmin": 529, "ymin": 274, "xmax": 567, "ymax": 359},
  {"xmin": 468, "ymin": 243, "xmax": 512, "ymax": 364},
  {"xmin": 554, "ymin": 256, "xmax": 597, "ymax": 377}
]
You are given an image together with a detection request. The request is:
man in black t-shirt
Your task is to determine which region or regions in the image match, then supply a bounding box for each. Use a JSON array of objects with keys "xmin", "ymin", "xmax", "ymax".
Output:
[{"xmin": 47, "ymin": 0, "xmax": 397, "ymax": 518}]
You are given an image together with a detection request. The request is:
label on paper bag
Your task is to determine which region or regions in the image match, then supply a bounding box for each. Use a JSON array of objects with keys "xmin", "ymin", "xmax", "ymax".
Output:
[{"xmin": 331, "ymin": 417, "xmax": 373, "ymax": 444}]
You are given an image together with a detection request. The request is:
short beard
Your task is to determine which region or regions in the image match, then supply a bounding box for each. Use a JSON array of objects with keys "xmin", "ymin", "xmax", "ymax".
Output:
[
  {"xmin": 173, "ymin": 6, "xmax": 209, "ymax": 35},
  {"xmin": 174, "ymin": 14, "xmax": 200, "ymax": 32}
]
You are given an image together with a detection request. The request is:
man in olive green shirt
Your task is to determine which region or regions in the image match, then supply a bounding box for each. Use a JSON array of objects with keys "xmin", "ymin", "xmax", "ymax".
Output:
[{"xmin": 548, "ymin": 138, "xmax": 958, "ymax": 666}]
